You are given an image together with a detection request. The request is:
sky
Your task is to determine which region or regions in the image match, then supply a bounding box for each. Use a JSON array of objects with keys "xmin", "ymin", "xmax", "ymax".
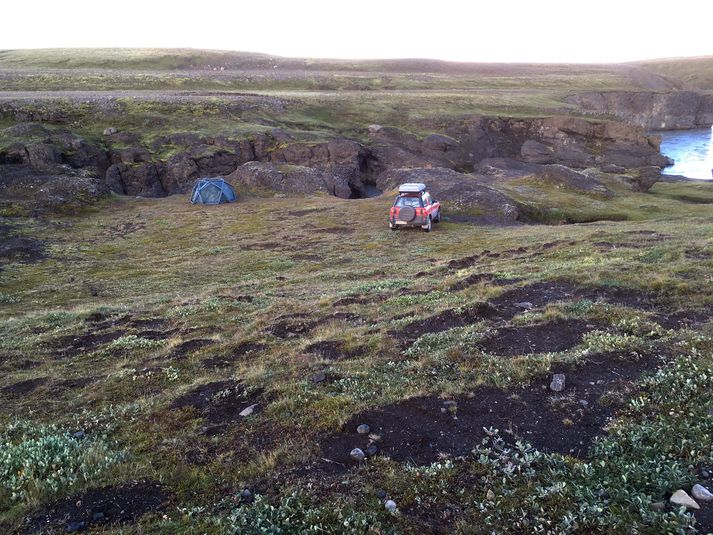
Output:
[{"xmin": 2, "ymin": 0, "xmax": 712, "ymax": 63}]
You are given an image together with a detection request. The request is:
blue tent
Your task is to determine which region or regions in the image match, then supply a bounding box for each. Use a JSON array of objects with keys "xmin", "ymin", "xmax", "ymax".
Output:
[{"xmin": 190, "ymin": 178, "xmax": 236, "ymax": 204}]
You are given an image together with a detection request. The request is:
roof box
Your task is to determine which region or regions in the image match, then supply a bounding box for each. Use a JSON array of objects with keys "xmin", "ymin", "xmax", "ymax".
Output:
[{"xmin": 398, "ymin": 183, "xmax": 426, "ymax": 194}]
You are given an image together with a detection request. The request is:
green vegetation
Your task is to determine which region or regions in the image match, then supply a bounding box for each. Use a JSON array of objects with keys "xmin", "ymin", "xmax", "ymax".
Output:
[{"xmin": 2, "ymin": 47, "xmax": 713, "ymax": 533}]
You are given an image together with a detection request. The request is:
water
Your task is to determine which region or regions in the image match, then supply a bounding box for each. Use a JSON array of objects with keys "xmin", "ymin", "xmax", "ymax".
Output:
[{"xmin": 658, "ymin": 127, "xmax": 713, "ymax": 180}]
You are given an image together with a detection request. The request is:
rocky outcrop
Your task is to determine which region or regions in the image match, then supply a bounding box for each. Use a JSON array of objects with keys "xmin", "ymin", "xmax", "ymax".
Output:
[
  {"xmin": 105, "ymin": 162, "xmax": 166, "ymax": 197},
  {"xmin": 226, "ymin": 161, "xmax": 362, "ymax": 199},
  {"xmin": 378, "ymin": 167, "xmax": 520, "ymax": 223},
  {"xmin": 0, "ymin": 112, "xmax": 676, "ymax": 208},
  {"xmin": 567, "ymin": 91, "xmax": 713, "ymax": 130}
]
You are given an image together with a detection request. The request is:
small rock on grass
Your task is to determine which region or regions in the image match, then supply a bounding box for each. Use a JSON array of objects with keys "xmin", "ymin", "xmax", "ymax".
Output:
[
  {"xmin": 239, "ymin": 404, "xmax": 258, "ymax": 417},
  {"xmin": 549, "ymin": 373, "xmax": 566, "ymax": 392},
  {"xmin": 350, "ymin": 448, "xmax": 365, "ymax": 462},
  {"xmin": 385, "ymin": 500, "xmax": 397, "ymax": 513},
  {"xmin": 376, "ymin": 489, "xmax": 387, "ymax": 499},
  {"xmin": 310, "ymin": 372, "xmax": 326, "ymax": 383},
  {"xmin": 357, "ymin": 424, "xmax": 370, "ymax": 434},
  {"xmin": 514, "ymin": 301, "xmax": 534, "ymax": 310},
  {"xmin": 366, "ymin": 444, "xmax": 378, "ymax": 456},
  {"xmin": 670, "ymin": 489, "xmax": 700, "ymax": 510},
  {"xmin": 692, "ymin": 484, "xmax": 713, "ymax": 502},
  {"xmin": 66, "ymin": 521, "xmax": 86, "ymax": 533}
]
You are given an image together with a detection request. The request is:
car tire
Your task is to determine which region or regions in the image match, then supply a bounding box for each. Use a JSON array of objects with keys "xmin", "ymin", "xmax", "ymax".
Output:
[
  {"xmin": 389, "ymin": 222, "xmax": 398, "ymax": 231},
  {"xmin": 434, "ymin": 210, "xmax": 441, "ymax": 223},
  {"xmin": 422, "ymin": 216, "xmax": 432, "ymax": 232}
]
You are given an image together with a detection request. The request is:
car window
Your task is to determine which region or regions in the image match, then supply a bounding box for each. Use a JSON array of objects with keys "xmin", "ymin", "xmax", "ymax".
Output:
[{"xmin": 395, "ymin": 196, "xmax": 422, "ymax": 208}]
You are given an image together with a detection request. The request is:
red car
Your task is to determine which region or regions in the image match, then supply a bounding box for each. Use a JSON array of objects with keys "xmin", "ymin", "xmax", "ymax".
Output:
[{"xmin": 389, "ymin": 183, "xmax": 441, "ymax": 232}]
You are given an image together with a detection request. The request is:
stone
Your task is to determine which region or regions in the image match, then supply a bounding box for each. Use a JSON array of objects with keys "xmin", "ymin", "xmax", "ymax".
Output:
[
  {"xmin": 701, "ymin": 469, "xmax": 711, "ymax": 479},
  {"xmin": 670, "ymin": 489, "xmax": 699, "ymax": 510},
  {"xmin": 72, "ymin": 431, "xmax": 86, "ymax": 440},
  {"xmin": 579, "ymin": 399, "xmax": 589, "ymax": 407},
  {"xmin": 103, "ymin": 127, "xmax": 118, "ymax": 136},
  {"xmin": 486, "ymin": 489, "xmax": 495, "ymax": 500},
  {"xmin": 239, "ymin": 404, "xmax": 259, "ymax": 417},
  {"xmin": 310, "ymin": 372, "xmax": 326, "ymax": 383},
  {"xmin": 91, "ymin": 512, "xmax": 105, "ymax": 521},
  {"xmin": 384, "ymin": 500, "xmax": 397, "ymax": 513},
  {"xmin": 357, "ymin": 424, "xmax": 371, "ymax": 435},
  {"xmin": 514, "ymin": 301, "xmax": 534, "ymax": 310},
  {"xmin": 350, "ymin": 448, "xmax": 365, "ymax": 462},
  {"xmin": 650, "ymin": 502, "xmax": 666, "ymax": 511},
  {"xmin": 692, "ymin": 484, "xmax": 713, "ymax": 502},
  {"xmin": 368, "ymin": 124, "xmax": 383, "ymax": 134},
  {"xmin": 368, "ymin": 433, "xmax": 382, "ymax": 442},
  {"xmin": 549, "ymin": 374, "xmax": 566, "ymax": 392},
  {"xmin": 66, "ymin": 521, "xmax": 86, "ymax": 532},
  {"xmin": 376, "ymin": 489, "xmax": 387, "ymax": 499},
  {"xmin": 366, "ymin": 444, "xmax": 378, "ymax": 456}
]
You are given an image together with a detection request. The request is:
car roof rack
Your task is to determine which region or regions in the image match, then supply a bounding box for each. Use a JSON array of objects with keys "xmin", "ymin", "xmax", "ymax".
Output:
[{"xmin": 398, "ymin": 183, "xmax": 426, "ymax": 194}]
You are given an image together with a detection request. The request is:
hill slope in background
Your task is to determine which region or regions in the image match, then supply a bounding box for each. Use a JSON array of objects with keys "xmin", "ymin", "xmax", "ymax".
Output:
[{"xmin": 636, "ymin": 56, "xmax": 713, "ymax": 90}]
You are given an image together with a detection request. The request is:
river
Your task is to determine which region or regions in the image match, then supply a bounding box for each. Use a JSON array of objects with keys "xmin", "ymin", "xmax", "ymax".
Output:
[{"xmin": 657, "ymin": 127, "xmax": 713, "ymax": 180}]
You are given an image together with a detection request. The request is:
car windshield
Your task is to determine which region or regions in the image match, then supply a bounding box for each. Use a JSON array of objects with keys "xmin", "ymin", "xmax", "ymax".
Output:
[{"xmin": 395, "ymin": 196, "xmax": 422, "ymax": 208}]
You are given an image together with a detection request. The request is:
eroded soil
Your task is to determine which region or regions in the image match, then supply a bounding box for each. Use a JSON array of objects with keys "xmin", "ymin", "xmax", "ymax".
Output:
[
  {"xmin": 24, "ymin": 480, "xmax": 167, "ymax": 534},
  {"xmin": 170, "ymin": 379, "xmax": 264, "ymax": 428},
  {"xmin": 320, "ymin": 352, "xmax": 661, "ymax": 467},
  {"xmin": 478, "ymin": 318, "xmax": 599, "ymax": 356}
]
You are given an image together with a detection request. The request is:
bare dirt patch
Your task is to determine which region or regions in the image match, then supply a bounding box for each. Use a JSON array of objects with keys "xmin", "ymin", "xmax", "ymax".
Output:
[
  {"xmin": 171, "ymin": 338, "xmax": 213, "ymax": 359},
  {"xmin": 394, "ymin": 303, "xmax": 500, "ymax": 345},
  {"xmin": 0, "ymin": 224, "xmax": 46, "ymax": 265},
  {"xmin": 204, "ymin": 342, "xmax": 267, "ymax": 369},
  {"xmin": 268, "ymin": 314, "xmax": 318, "ymax": 338},
  {"xmin": 1, "ymin": 377, "xmax": 48, "ymax": 396},
  {"xmin": 319, "ymin": 352, "xmax": 661, "ymax": 468},
  {"xmin": 23, "ymin": 480, "xmax": 167, "ymax": 534},
  {"xmin": 171, "ymin": 379, "xmax": 264, "ymax": 427},
  {"xmin": 304, "ymin": 340, "xmax": 362, "ymax": 361},
  {"xmin": 53, "ymin": 331, "xmax": 126, "ymax": 359},
  {"xmin": 490, "ymin": 281, "xmax": 655, "ymax": 319},
  {"xmin": 51, "ymin": 376, "xmax": 96, "ymax": 390},
  {"xmin": 478, "ymin": 318, "xmax": 598, "ymax": 356},
  {"xmin": 449, "ymin": 273, "xmax": 522, "ymax": 291}
]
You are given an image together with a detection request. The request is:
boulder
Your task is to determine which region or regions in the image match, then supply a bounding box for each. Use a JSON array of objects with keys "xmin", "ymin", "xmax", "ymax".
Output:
[
  {"xmin": 118, "ymin": 147, "xmax": 152, "ymax": 165},
  {"xmin": 521, "ymin": 139, "xmax": 555, "ymax": 164},
  {"xmin": 105, "ymin": 163, "xmax": 166, "ymax": 197},
  {"xmin": 538, "ymin": 165, "xmax": 614, "ymax": 197},
  {"xmin": 26, "ymin": 143, "xmax": 62, "ymax": 170},
  {"xmin": 627, "ymin": 166, "xmax": 662, "ymax": 193},
  {"xmin": 102, "ymin": 127, "xmax": 118, "ymax": 136},
  {"xmin": 164, "ymin": 154, "xmax": 199, "ymax": 193}
]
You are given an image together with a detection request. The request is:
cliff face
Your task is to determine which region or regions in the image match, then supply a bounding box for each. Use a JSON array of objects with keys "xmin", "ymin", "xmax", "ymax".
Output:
[{"xmin": 567, "ymin": 91, "xmax": 713, "ymax": 130}]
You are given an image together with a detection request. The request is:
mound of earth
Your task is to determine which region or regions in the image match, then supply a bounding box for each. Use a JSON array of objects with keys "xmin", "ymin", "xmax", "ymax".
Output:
[
  {"xmin": 171, "ymin": 379, "xmax": 264, "ymax": 427},
  {"xmin": 378, "ymin": 167, "xmax": 520, "ymax": 223},
  {"xmin": 0, "ymin": 223, "xmax": 46, "ymax": 264},
  {"xmin": 394, "ymin": 303, "xmax": 500, "ymax": 345},
  {"xmin": 478, "ymin": 318, "xmax": 598, "ymax": 356},
  {"xmin": 320, "ymin": 352, "xmax": 661, "ymax": 467},
  {"xmin": 23, "ymin": 480, "xmax": 166, "ymax": 534}
]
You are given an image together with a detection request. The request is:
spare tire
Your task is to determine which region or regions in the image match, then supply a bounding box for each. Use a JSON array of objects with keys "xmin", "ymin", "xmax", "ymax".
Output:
[{"xmin": 398, "ymin": 206, "xmax": 416, "ymax": 222}]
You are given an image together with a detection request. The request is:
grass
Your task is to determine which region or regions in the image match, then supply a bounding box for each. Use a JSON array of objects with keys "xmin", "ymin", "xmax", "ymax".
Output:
[
  {"xmin": 2, "ymin": 47, "xmax": 713, "ymax": 533},
  {"xmin": 1, "ymin": 178, "xmax": 713, "ymax": 532}
]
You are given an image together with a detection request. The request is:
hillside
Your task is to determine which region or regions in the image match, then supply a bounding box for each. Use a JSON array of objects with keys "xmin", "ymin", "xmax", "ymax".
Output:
[
  {"xmin": 1, "ymin": 49, "xmax": 713, "ymax": 534},
  {"xmin": 636, "ymin": 56, "xmax": 713, "ymax": 90}
]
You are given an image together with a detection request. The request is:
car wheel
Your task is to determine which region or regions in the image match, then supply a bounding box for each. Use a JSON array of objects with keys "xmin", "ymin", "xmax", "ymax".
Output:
[
  {"xmin": 389, "ymin": 222, "xmax": 398, "ymax": 231},
  {"xmin": 422, "ymin": 216, "xmax": 432, "ymax": 232},
  {"xmin": 434, "ymin": 210, "xmax": 441, "ymax": 223}
]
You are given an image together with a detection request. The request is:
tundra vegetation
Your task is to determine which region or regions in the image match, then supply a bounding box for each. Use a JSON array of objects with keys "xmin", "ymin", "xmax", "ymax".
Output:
[{"xmin": 1, "ymin": 49, "xmax": 713, "ymax": 534}]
